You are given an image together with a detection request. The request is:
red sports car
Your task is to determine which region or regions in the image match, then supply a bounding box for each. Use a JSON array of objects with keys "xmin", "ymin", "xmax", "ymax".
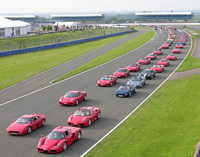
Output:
[
  {"xmin": 7, "ymin": 114, "xmax": 46, "ymax": 135},
  {"xmin": 161, "ymin": 44, "xmax": 169, "ymax": 49},
  {"xmin": 146, "ymin": 53, "xmax": 157, "ymax": 60},
  {"xmin": 169, "ymin": 36, "xmax": 175, "ymax": 39},
  {"xmin": 37, "ymin": 126, "xmax": 82, "ymax": 153},
  {"xmin": 96, "ymin": 75, "xmax": 117, "ymax": 87},
  {"xmin": 126, "ymin": 63, "xmax": 141, "ymax": 72},
  {"xmin": 151, "ymin": 65, "xmax": 164, "ymax": 73},
  {"xmin": 59, "ymin": 91, "xmax": 87, "ymax": 106},
  {"xmin": 166, "ymin": 54, "xmax": 177, "ymax": 60},
  {"xmin": 138, "ymin": 58, "xmax": 151, "ymax": 65},
  {"xmin": 158, "ymin": 58, "xmax": 170, "ymax": 67},
  {"xmin": 180, "ymin": 38, "xmax": 187, "ymax": 42},
  {"xmin": 172, "ymin": 48, "xmax": 181, "ymax": 54},
  {"xmin": 67, "ymin": 106, "xmax": 101, "ymax": 127},
  {"xmin": 175, "ymin": 44, "xmax": 183, "ymax": 49},
  {"xmin": 113, "ymin": 68, "xmax": 130, "ymax": 78},
  {"xmin": 153, "ymin": 49, "xmax": 163, "ymax": 55}
]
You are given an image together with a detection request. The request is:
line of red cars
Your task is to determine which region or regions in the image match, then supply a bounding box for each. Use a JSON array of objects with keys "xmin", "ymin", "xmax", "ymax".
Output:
[{"xmin": 6, "ymin": 26, "xmax": 187, "ymax": 154}]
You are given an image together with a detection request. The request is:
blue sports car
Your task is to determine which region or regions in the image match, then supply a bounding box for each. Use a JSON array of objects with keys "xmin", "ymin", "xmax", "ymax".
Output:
[{"xmin": 115, "ymin": 85, "xmax": 136, "ymax": 97}]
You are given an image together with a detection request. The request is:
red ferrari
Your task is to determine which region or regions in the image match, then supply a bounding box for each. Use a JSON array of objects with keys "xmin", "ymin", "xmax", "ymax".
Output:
[
  {"xmin": 172, "ymin": 48, "xmax": 181, "ymax": 54},
  {"xmin": 59, "ymin": 91, "xmax": 87, "ymax": 106},
  {"xmin": 7, "ymin": 114, "xmax": 46, "ymax": 135},
  {"xmin": 67, "ymin": 106, "xmax": 101, "ymax": 127},
  {"xmin": 113, "ymin": 68, "xmax": 130, "ymax": 78},
  {"xmin": 151, "ymin": 65, "xmax": 164, "ymax": 73},
  {"xmin": 146, "ymin": 53, "xmax": 157, "ymax": 60},
  {"xmin": 126, "ymin": 63, "xmax": 141, "ymax": 72},
  {"xmin": 37, "ymin": 126, "xmax": 82, "ymax": 153},
  {"xmin": 97, "ymin": 75, "xmax": 117, "ymax": 87},
  {"xmin": 180, "ymin": 38, "xmax": 187, "ymax": 42},
  {"xmin": 175, "ymin": 44, "xmax": 183, "ymax": 49},
  {"xmin": 153, "ymin": 49, "xmax": 163, "ymax": 55},
  {"xmin": 161, "ymin": 44, "xmax": 169, "ymax": 49},
  {"xmin": 138, "ymin": 58, "xmax": 151, "ymax": 65},
  {"xmin": 158, "ymin": 58, "xmax": 170, "ymax": 67},
  {"xmin": 166, "ymin": 54, "xmax": 177, "ymax": 60}
]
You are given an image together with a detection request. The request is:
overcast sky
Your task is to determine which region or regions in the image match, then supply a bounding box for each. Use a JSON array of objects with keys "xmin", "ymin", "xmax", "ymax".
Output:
[{"xmin": 0, "ymin": 0, "xmax": 199, "ymax": 14}]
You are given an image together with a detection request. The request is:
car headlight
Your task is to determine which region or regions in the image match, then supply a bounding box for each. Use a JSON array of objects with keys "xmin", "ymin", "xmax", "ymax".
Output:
[
  {"xmin": 56, "ymin": 143, "xmax": 61, "ymax": 148},
  {"xmin": 38, "ymin": 141, "xmax": 41, "ymax": 147},
  {"xmin": 68, "ymin": 117, "xmax": 71, "ymax": 121},
  {"xmin": 71, "ymin": 99, "xmax": 75, "ymax": 102},
  {"xmin": 107, "ymin": 81, "xmax": 110, "ymax": 84},
  {"xmin": 97, "ymin": 81, "xmax": 100, "ymax": 83},
  {"xmin": 59, "ymin": 98, "xmax": 62, "ymax": 101}
]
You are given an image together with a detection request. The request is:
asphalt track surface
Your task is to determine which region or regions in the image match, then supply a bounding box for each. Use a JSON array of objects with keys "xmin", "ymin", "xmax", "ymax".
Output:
[{"xmin": 0, "ymin": 28, "xmax": 191, "ymax": 157}]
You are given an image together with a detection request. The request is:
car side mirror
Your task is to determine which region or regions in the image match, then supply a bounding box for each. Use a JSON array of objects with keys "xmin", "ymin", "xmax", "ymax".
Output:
[
  {"xmin": 13, "ymin": 119, "xmax": 16, "ymax": 122},
  {"xmin": 71, "ymin": 112, "xmax": 74, "ymax": 115},
  {"xmin": 41, "ymin": 135, "xmax": 44, "ymax": 138}
]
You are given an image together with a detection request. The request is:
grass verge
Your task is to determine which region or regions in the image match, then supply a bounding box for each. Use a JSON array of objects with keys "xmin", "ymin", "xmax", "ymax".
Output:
[
  {"xmin": 0, "ymin": 33, "xmax": 134, "ymax": 90},
  {"xmin": 53, "ymin": 31, "xmax": 155, "ymax": 83}
]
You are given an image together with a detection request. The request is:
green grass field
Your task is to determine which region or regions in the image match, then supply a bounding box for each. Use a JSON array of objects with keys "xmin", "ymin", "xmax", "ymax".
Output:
[
  {"xmin": 0, "ymin": 32, "xmax": 134, "ymax": 90},
  {"xmin": 53, "ymin": 31, "xmax": 155, "ymax": 83}
]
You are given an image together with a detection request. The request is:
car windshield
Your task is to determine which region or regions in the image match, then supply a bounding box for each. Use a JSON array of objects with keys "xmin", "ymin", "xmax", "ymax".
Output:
[
  {"xmin": 128, "ymin": 64, "xmax": 136, "ymax": 67},
  {"xmin": 15, "ymin": 117, "xmax": 31, "ymax": 124},
  {"xmin": 118, "ymin": 86, "xmax": 128, "ymax": 90},
  {"xmin": 153, "ymin": 65, "xmax": 160, "ymax": 68},
  {"xmin": 64, "ymin": 92, "xmax": 78, "ymax": 97},
  {"xmin": 141, "ymin": 58, "xmax": 147, "ymax": 60},
  {"xmin": 74, "ymin": 110, "xmax": 90, "ymax": 116},
  {"xmin": 101, "ymin": 77, "xmax": 111, "ymax": 80},
  {"xmin": 48, "ymin": 131, "xmax": 65, "ymax": 140},
  {"xmin": 142, "ymin": 70, "xmax": 150, "ymax": 74},
  {"xmin": 116, "ymin": 69, "xmax": 126, "ymax": 72},
  {"xmin": 131, "ymin": 76, "xmax": 141, "ymax": 81},
  {"xmin": 160, "ymin": 60, "xmax": 167, "ymax": 62}
]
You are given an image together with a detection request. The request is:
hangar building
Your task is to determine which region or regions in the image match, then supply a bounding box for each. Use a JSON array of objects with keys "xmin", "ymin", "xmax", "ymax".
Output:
[{"xmin": 51, "ymin": 14, "xmax": 104, "ymax": 22}]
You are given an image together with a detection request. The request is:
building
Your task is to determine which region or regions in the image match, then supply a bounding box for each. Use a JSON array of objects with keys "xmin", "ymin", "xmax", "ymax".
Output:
[
  {"xmin": 135, "ymin": 12, "xmax": 194, "ymax": 21},
  {"xmin": 0, "ymin": 17, "xmax": 31, "ymax": 38},
  {"xmin": 2, "ymin": 15, "xmax": 39, "ymax": 22},
  {"xmin": 51, "ymin": 14, "xmax": 104, "ymax": 22}
]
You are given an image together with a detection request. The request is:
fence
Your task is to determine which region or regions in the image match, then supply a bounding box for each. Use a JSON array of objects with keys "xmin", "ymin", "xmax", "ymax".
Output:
[{"xmin": 0, "ymin": 29, "xmax": 135, "ymax": 57}]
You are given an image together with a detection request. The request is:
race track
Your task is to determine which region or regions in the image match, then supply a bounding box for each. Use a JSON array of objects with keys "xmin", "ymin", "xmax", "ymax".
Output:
[{"xmin": 0, "ymin": 28, "xmax": 191, "ymax": 157}]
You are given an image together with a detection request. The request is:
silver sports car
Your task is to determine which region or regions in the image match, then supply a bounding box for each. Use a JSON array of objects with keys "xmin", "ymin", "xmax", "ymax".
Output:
[{"xmin": 127, "ymin": 76, "xmax": 146, "ymax": 88}]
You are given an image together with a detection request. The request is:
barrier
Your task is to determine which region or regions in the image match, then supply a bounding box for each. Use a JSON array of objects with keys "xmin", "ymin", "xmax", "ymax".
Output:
[{"xmin": 0, "ymin": 30, "xmax": 135, "ymax": 57}]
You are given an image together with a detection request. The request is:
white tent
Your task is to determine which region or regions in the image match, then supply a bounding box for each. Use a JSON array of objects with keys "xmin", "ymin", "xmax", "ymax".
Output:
[{"xmin": 0, "ymin": 17, "xmax": 31, "ymax": 37}]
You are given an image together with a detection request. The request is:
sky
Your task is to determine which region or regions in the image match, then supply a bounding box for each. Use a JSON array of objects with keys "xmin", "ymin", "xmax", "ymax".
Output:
[{"xmin": 0, "ymin": 0, "xmax": 200, "ymax": 14}]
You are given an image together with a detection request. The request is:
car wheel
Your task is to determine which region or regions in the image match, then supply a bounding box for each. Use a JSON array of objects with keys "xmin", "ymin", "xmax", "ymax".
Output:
[
  {"xmin": 76, "ymin": 100, "xmax": 79, "ymax": 105},
  {"xmin": 42, "ymin": 119, "xmax": 46, "ymax": 127},
  {"xmin": 27, "ymin": 127, "xmax": 32, "ymax": 134},
  {"xmin": 98, "ymin": 112, "xmax": 101, "ymax": 119},
  {"xmin": 129, "ymin": 92, "xmax": 132, "ymax": 97},
  {"xmin": 77, "ymin": 131, "xmax": 81, "ymax": 140},
  {"xmin": 88, "ymin": 119, "xmax": 91, "ymax": 126},
  {"xmin": 63, "ymin": 142, "xmax": 67, "ymax": 151},
  {"xmin": 84, "ymin": 95, "xmax": 87, "ymax": 101}
]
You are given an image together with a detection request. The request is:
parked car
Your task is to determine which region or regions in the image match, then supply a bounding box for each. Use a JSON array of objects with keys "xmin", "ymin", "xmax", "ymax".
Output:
[
  {"xmin": 37, "ymin": 126, "xmax": 82, "ymax": 153},
  {"xmin": 127, "ymin": 76, "xmax": 146, "ymax": 88},
  {"xmin": 115, "ymin": 85, "xmax": 136, "ymax": 97},
  {"xmin": 67, "ymin": 106, "xmax": 101, "ymax": 127},
  {"xmin": 7, "ymin": 114, "xmax": 46, "ymax": 135},
  {"xmin": 139, "ymin": 69, "xmax": 156, "ymax": 79},
  {"xmin": 59, "ymin": 91, "xmax": 87, "ymax": 106}
]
